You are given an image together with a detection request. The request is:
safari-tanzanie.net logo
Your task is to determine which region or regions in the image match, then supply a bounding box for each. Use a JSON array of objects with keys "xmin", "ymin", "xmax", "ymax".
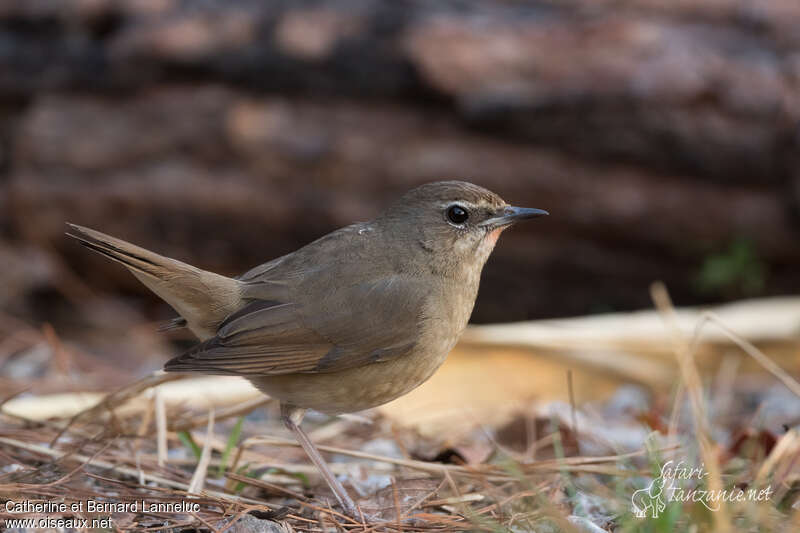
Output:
[{"xmin": 631, "ymin": 460, "xmax": 774, "ymax": 519}]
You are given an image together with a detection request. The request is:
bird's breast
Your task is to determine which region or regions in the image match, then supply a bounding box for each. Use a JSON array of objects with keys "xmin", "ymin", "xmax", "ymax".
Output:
[
  {"xmin": 249, "ymin": 338, "xmax": 452, "ymax": 414},
  {"xmin": 250, "ymin": 284, "xmax": 474, "ymax": 415}
]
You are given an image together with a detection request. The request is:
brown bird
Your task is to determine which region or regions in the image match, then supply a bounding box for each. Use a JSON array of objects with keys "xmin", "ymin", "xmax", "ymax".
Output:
[{"xmin": 66, "ymin": 180, "xmax": 547, "ymax": 516}]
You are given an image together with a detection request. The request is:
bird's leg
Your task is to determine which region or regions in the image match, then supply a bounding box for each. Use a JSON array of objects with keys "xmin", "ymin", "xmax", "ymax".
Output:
[{"xmin": 280, "ymin": 404, "xmax": 360, "ymax": 518}]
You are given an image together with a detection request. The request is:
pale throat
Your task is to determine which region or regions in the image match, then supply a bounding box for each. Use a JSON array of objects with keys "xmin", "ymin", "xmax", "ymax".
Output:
[{"xmin": 472, "ymin": 226, "xmax": 507, "ymax": 269}]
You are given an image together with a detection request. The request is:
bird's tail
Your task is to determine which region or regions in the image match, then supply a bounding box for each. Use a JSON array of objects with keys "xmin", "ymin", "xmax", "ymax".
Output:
[{"xmin": 66, "ymin": 223, "xmax": 242, "ymax": 339}]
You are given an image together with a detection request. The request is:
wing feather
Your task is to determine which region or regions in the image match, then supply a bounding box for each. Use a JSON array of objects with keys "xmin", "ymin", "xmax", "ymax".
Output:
[{"xmin": 164, "ymin": 227, "xmax": 429, "ymax": 377}]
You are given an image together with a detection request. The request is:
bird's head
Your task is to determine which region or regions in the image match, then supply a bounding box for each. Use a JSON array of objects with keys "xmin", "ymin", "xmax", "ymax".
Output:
[{"xmin": 376, "ymin": 180, "xmax": 548, "ymax": 276}]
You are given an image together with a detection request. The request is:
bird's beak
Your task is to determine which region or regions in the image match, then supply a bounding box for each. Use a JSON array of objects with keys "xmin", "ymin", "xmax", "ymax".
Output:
[{"xmin": 480, "ymin": 206, "xmax": 549, "ymax": 227}]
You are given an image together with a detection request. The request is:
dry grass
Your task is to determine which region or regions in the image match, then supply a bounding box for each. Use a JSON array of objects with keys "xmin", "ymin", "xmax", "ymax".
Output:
[{"xmin": 1, "ymin": 288, "xmax": 799, "ymax": 531}]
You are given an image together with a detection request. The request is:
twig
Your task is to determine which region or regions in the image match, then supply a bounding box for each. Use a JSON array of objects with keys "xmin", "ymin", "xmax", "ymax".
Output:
[
  {"xmin": 566, "ymin": 369, "xmax": 578, "ymax": 455},
  {"xmin": 188, "ymin": 409, "xmax": 215, "ymax": 494},
  {"xmin": 170, "ymin": 397, "xmax": 272, "ymax": 432},
  {"xmin": 155, "ymin": 387, "xmax": 168, "ymax": 467},
  {"xmin": 691, "ymin": 311, "xmax": 800, "ymax": 398},
  {"xmin": 226, "ymin": 472, "xmax": 308, "ymax": 501},
  {"xmin": 241, "ymin": 434, "xmax": 675, "ymax": 476},
  {"xmin": 50, "ymin": 371, "xmax": 182, "ymax": 446},
  {"xmin": 0, "ymin": 436, "xmax": 268, "ymax": 507}
]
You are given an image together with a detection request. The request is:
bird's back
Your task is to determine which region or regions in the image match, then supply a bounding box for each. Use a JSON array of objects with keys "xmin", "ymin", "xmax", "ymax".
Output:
[{"xmin": 164, "ymin": 221, "xmax": 458, "ymax": 379}]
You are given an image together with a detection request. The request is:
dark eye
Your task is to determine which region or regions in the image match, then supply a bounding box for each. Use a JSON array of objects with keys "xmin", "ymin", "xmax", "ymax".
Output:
[{"xmin": 446, "ymin": 204, "xmax": 469, "ymax": 225}]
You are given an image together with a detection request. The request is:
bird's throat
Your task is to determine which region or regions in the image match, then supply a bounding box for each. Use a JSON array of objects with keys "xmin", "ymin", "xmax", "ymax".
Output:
[{"xmin": 487, "ymin": 226, "xmax": 506, "ymax": 247}]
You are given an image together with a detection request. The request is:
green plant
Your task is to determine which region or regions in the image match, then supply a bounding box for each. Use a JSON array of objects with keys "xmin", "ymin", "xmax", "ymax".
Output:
[{"xmin": 696, "ymin": 239, "xmax": 767, "ymax": 296}]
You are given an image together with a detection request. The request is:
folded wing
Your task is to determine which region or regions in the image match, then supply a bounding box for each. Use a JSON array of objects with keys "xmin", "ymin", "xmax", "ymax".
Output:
[{"xmin": 164, "ymin": 275, "xmax": 425, "ymax": 376}]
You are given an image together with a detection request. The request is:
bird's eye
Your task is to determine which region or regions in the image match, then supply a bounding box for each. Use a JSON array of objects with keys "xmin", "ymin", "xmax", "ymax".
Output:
[{"xmin": 446, "ymin": 205, "xmax": 469, "ymax": 225}]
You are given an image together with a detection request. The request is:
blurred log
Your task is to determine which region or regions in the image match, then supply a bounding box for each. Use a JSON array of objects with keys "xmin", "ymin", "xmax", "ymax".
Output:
[
  {"xmin": 463, "ymin": 296, "xmax": 800, "ymax": 350},
  {"xmin": 1, "ymin": 0, "xmax": 800, "ymax": 321},
  {"xmin": 1, "ymin": 375, "xmax": 259, "ymax": 422},
  {"xmin": 6, "ymin": 90, "xmax": 800, "ymax": 321},
  {"xmin": 1, "ymin": 0, "xmax": 798, "ymax": 182}
]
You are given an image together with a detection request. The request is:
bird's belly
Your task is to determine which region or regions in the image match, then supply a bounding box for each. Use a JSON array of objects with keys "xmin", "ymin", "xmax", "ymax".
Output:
[{"xmin": 248, "ymin": 338, "xmax": 455, "ymax": 415}]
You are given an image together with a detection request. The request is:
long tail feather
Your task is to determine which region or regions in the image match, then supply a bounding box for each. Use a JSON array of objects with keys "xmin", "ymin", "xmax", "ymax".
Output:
[
  {"xmin": 66, "ymin": 223, "xmax": 242, "ymax": 339},
  {"xmin": 66, "ymin": 223, "xmax": 176, "ymax": 279}
]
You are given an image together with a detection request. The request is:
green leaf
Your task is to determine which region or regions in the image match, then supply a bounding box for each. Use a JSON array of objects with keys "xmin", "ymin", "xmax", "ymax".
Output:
[
  {"xmin": 178, "ymin": 430, "xmax": 202, "ymax": 460},
  {"xmin": 233, "ymin": 463, "xmax": 253, "ymax": 494},
  {"xmin": 217, "ymin": 416, "xmax": 245, "ymax": 477}
]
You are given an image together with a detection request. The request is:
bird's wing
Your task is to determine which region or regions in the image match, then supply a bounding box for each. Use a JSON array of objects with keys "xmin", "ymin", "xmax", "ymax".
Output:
[{"xmin": 163, "ymin": 274, "xmax": 425, "ymax": 376}]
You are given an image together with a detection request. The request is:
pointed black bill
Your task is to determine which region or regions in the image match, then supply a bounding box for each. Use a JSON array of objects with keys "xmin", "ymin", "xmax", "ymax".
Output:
[{"xmin": 480, "ymin": 206, "xmax": 549, "ymax": 227}]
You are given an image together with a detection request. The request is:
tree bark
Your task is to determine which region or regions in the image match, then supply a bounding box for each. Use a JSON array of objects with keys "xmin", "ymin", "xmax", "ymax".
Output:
[{"xmin": 2, "ymin": 0, "xmax": 799, "ymax": 320}]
